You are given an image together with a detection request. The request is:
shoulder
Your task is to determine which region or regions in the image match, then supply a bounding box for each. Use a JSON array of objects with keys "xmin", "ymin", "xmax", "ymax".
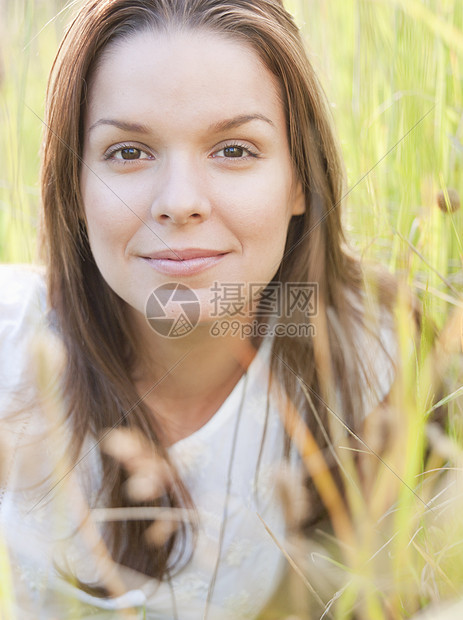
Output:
[
  {"xmin": 358, "ymin": 304, "xmax": 397, "ymax": 410},
  {"xmin": 0, "ymin": 263, "xmax": 47, "ymax": 327},
  {"xmin": 0, "ymin": 263, "xmax": 48, "ymax": 395},
  {"xmin": 344, "ymin": 281, "xmax": 398, "ymax": 412}
]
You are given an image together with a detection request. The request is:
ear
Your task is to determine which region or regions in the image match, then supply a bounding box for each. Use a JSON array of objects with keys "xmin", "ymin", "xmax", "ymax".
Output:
[{"xmin": 291, "ymin": 179, "xmax": 306, "ymax": 216}]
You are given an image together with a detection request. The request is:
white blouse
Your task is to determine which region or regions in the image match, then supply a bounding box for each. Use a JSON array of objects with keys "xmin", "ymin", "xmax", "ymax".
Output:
[
  {"xmin": 0, "ymin": 264, "xmax": 300, "ymax": 619},
  {"xmin": 0, "ymin": 264, "xmax": 395, "ymax": 619}
]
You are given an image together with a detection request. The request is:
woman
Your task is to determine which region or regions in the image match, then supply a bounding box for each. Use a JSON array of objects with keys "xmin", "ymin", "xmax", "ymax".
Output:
[{"xmin": 0, "ymin": 0, "xmax": 395, "ymax": 617}]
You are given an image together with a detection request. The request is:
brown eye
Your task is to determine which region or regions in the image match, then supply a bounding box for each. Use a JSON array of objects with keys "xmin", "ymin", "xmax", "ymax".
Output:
[
  {"xmin": 224, "ymin": 146, "xmax": 245, "ymax": 157},
  {"xmin": 120, "ymin": 147, "xmax": 141, "ymax": 160},
  {"xmin": 105, "ymin": 145, "xmax": 153, "ymax": 162},
  {"xmin": 210, "ymin": 143, "xmax": 257, "ymax": 160}
]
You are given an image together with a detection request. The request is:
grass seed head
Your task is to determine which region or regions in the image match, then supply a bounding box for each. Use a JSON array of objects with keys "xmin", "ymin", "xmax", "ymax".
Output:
[
  {"xmin": 146, "ymin": 518, "xmax": 179, "ymax": 548},
  {"xmin": 436, "ymin": 188, "xmax": 460, "ymax": 213},
  {"xmin": 101, "ymin": 428, "xmax": 174, "ymax": 500}
]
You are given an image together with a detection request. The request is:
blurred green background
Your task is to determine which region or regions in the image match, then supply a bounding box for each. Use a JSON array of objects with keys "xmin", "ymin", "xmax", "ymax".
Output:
[{"xmin": 1, "ymin": 0, "xmax": 462, "ymax": 328}]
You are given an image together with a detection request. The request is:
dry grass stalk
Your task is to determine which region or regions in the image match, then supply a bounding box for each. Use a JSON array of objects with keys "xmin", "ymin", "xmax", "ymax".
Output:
[{"xmin": 30, "ymin": 330, "xmax": 138, "ymax": 617}]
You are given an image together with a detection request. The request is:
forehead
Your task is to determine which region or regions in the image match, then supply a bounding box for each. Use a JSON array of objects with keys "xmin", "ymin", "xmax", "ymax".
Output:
[{"xmin": 84, "ymin": 28, "xmax": 286, "ymax": 133}]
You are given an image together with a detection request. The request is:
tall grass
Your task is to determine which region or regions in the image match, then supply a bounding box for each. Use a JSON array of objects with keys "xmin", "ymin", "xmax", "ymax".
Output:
[
  {"xmin": 292, "ymin": 0, "xmax": 462, "ymax": 325},
  {"xmin": 281, "ymin": 4, "xmax": 462, "ymax": 617},
  {"xmin": 1, "ymin": 0, "xmax": 462, "ymax": 618},
  {"xmin": 0, "ymin": 0, "xmax": 69, "ymax": 263}
]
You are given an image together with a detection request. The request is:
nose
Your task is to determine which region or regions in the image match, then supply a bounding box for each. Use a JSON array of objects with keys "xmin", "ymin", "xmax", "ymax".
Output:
[{"xmin": 150, "ymin": 155, "xmax": 211, "ymax": 225}]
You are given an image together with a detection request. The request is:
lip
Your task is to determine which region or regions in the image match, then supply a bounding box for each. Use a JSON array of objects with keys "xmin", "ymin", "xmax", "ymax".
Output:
[
  {"xmin": 144, "ymin": 248, "xmax": 225, "ymax": 261},
  {"xmin": 141, "ymin": 248, "xmax": 227, "ymax": 276}
]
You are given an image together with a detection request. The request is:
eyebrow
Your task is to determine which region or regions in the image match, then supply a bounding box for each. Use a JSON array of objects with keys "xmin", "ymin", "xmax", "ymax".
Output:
[
  {"xmin": 88, "ymin": 119, "xmax": 151, "ymax": 134},
  {"xmin": 88, "ymin": 113, "xmax": 274, "ymax": 135},
  {"xmin": 209, "ymin": 114, "xmax": 274, "ymax": 132}
]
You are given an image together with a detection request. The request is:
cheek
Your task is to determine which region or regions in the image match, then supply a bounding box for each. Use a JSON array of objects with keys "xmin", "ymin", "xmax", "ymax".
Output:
[
  {"xmin": 81, "ymin": 174, "xmax": 146, "ymax": 253},
  {"xmin": 222, "ymin": 163, "xmax": 291, "ymax": 204},
  {"xmin": 220, "ymin": 173, "xmax": 294, "ymax": 239}
]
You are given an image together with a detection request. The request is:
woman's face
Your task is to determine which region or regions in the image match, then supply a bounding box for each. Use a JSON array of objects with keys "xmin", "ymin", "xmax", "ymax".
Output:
[{"xmin": 81, "ymin": 29, "xmax": 304, "ymax": 324}]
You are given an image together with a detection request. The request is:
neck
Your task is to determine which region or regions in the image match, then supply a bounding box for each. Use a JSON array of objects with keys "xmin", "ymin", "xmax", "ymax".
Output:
[{"xmin": 131, "ymin": 313, "xmax": 259, "ymax": 444}]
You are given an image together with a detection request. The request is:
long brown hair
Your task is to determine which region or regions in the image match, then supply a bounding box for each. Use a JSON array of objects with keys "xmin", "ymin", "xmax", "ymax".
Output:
[{"xmin": 41, "ymin": 0, "xmax": 392, "ymax": 582}]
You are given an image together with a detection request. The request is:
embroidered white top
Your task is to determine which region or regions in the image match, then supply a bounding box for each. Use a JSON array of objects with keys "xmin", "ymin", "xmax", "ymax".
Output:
[
  {"xmin": 0, "ymin": 264, "xmax": 395, "ymax": 619},
  {"xmin": 0, "ymin": 264, "xmax": 301, "ymax": 620}
]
